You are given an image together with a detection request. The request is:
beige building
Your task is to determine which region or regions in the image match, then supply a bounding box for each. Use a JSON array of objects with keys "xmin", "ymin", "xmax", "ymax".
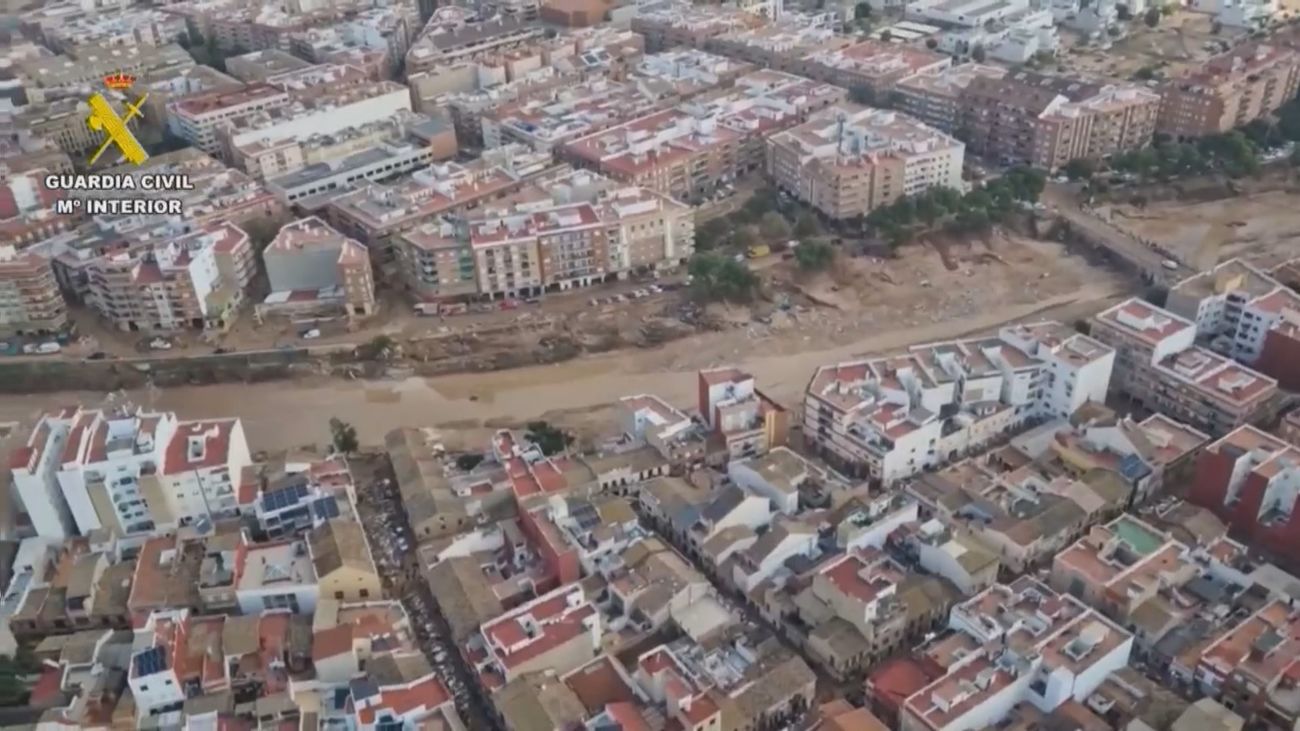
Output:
[
  {"xmin": 308, "ymin": 519, "xmax": 382, "ymax": 602},
  {"xmin": 83, "ymin": 223, "xmax": 255, "ymax": 332},
  {"xmin": 1159, "ymin": 43, "xmax": 1300, "ymax": 138},
  {"xmin": 961, "ymin": 70, "xmax": 1161, "ymax": 170},
  {"xmin": 0, "ymin": 245, "xmax": 67, "ymax": 336},
  {"xmin": 767, "ymin": 103, "xmax": 964, "ymax": 221}
]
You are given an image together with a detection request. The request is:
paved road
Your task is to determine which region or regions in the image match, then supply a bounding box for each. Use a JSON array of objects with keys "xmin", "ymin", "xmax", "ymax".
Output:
[{"xmin": 1043, "ymin": 184, "xmax": 1196, "ymax": 283}]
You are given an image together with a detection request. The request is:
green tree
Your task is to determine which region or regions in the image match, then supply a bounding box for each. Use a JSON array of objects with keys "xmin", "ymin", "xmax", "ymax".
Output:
[
  {"xmin": 695, "ymin": 218, "xmax": 731, "ymax": 251},
  {"xmin": 330, "ymin": 418, "xmax": 359, "ymax": 455},
  {"xmin": 525, "ymin": 421, "xmax": 572, "ymax": 456},
  {"xmin": 793, "ymin": 211, "xmax": 822, "ymax": 238},
  {"xmin": 1116, "ymin": 3, "xmax": 1131, "ymax": 19},
  {"xmin": 733, "ymin": 225, "xmax": 760, "ymax": 251},
  {"xmin": 740, "ymin": 187, "xmax": 778, "ymax": 222},
  {"xmin": 854, "ymin": 1, "xmax": 871, "ymax": 18},
  {"xmin": 794, "ymin": 240, "xmax": 835, "ymax": 271},
  {"xmin": 971, "ymin": 44, "xmax": 987, "ymax": 62},
  {"xmin": 688, "ymin": 253, "xmax": 758, "ymax": 302},
  {"xmin": 1063, "ymin": 158, "xmax": 1097, "ymax": 181},
  {"xmin": 356, "ymin": 335, "xmax": 394, "ymax": 361},
  {"xmin": 759, "ymin": 211, "xmax": 792, "ymax": 241},
  {"xmin": 880, "ymin": 29, "xmax": 893, "ymax": 42},
  {"xmin": 1144, "ymin": 7, "xmax": 1160, "ymax": 26}
]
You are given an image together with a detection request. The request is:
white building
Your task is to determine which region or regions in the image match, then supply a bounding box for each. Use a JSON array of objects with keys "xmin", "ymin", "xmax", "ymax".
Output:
[
  {"xmin": 235, "ymin": 539, "xmax": 319, "ymax": 614},
  {"xmin": 805, "ymin": 322, "xmax": 1114, "ymax": 486},
  {"xmin": 167, "ymin": 84, "xmax": 291, "ymax": 155},
  {"xmin": 128, "ymin": 609, "xmax": 190, "ymax": 719},
  {"xmin": 1188, "ymin": 0, "xmax": 1277, "ymax": 27},
  {"xmin": 902, "ymin": 578, "xmax": 1134, "ymax": 731},
  {"xmin": 1166, "ymin": 258, "xmax": 1300, "ymax": 364},
  {"xmin": 22, "ymin": 407, "xmax": 254, "ymax": 541},
  {"xmin": 9, "ymin": 408, "xmax": 82, "ymax": 539},
  {"xmin": 727, "ymin": 447, "xmax": 819, "ymax": 516},
  {"xmin": 731, "ymin": 520, "xmax": 818, "ymax": 592}
]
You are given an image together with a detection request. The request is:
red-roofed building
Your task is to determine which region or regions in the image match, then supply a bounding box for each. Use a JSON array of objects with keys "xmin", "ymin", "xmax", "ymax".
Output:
[
  {"xmin": 518, "ymin": 506, "xmax": 581, "ymax": 590},
  {"xmin": 866, "ymin": 657, "xmax": 944, "ymax": 724},
  {"xmin": 469, "ymin": 582, "xmax": 601, "ymax": 682},
  {"xmin": 697, "ymin": 367, "xmax": 789, "ymax": 459},
  {"xmin": 128, "ymin": 609, "xmax": 192, "ymax": 719},
  {"xmin": 352, "ymin": 673, "xmax": 459, "ymax": 730}
]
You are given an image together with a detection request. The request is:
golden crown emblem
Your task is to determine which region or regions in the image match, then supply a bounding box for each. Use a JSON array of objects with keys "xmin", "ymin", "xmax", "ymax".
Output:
[{"xmin": 103, "ymin": 73, "xmax": 136, "ymax": 91}]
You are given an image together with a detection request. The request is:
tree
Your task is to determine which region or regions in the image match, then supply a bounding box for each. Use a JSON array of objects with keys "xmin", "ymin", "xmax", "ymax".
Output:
[
  {"xmin": 1116, "ymin": 2, "xmax": 1131, "ymax": 19},
  {"xmin": 525, "ymin": 421, "xmax": 572, "ymax": 456},
  {"xmin": 794, "ymin": 240, "xmax": 835, "ymax": 271},
  {"xmin": 733, "ymin": 225, "xmax": 760, "ymax": 251},
  {"xmin": 854, "ymin": 1, "xmax": 871, "ymax": 18},
  {"xmin": 330, "ymin": 418, "xmax": 359, "ymax": 455},
  {"xmin": 1144, "ymin": 7, "xmax": 1160, "ymax": 27},
  {"xmin": 695, "ymin": 218, "xmax": 731, "ymax": 251},
  {"xmin": 688, "ymin": 252, "xmax": 758, "ymax": 302},
  {"xmin": 356, "ymin": 335, "xmax": 394, "ymax": 361},
  {"xmin": 759, "ymin": 211, "xmax": 792, "ymax": 241},
  {"xmin": 880, "ymin": 29, "xmax": 893, "ymax": 42},
  {"xmin": 971, "ymin": 44, "xmax": 986, "ymax": 62},
  {"xmin": 1063, "ymin": 158, "xmax": 1097, "ymax": 181},
  {"xmin": 793, "ymin": 211, "xmax": 822, "ymax": 238},
  {"xmin": 925, "ymin": 37, "xmax": 939, "ymax": 49}
]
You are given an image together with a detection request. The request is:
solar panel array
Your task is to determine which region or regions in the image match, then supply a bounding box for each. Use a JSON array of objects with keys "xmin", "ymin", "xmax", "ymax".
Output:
[
  {"xmin": 262, "ymin": 482, "xmax": 310, "ymax": 513},
  {"xmin": 312, "ymin": 496, "xmax": 341, "ymax": 520},
  {"xmin": 571, "ymin": 502, "xmax": 600, "ymax": 532},
  {"xmin": 134, "ymin": 645, "xmax": 166, "ymax": 676}
]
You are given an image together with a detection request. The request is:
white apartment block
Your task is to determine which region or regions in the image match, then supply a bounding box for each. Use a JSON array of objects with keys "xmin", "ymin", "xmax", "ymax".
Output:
[
  {"xmin": 804, "ymin": 322, "xmax": 1114, "ymax": 485},
  {"xmin": 221, "ymin": 82, "xmax": 412, "ymax": 161},
  {"xmin": 166, "ymin": 84, "xmax": 291, "ymax": 155},
  {"xmin": 1166, "ymin": 258, "xmax": 1300, "ymax": 364},
  {"xmin": 767, "ymin": 103, "xmax": 964, "ymax": 221},
  {"xmin": 9, "ymin": 406, "xmax": 253, "ymax": 542}
]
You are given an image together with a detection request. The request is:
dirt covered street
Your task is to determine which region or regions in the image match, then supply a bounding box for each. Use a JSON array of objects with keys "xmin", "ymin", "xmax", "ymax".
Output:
[{"xmin": 1109, "ymin": 189, "xmax": 1300, "ymax": 270}]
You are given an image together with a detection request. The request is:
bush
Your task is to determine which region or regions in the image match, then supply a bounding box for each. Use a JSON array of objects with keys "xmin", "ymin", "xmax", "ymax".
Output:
[
  {"xmin": 330, "ymin": 418, "xmax": 359, "ymax": 455},
  {"xmin": 525, "ymin": 421, "xmax": 572, "ymax": 456},
  {"xmin": 759, "ymin": 211, "xmax": 792, "ymax": 241},
  {"xmin": 455, "ymin": 453, "xmax": 484, "ymax": 471},
  {"xmin": 688, "ymin": 252, "xmax": 759, "ymax": 303},
  {"xmin": 795, "ymin": 240, "xmax": 835, "ymax": 271}
]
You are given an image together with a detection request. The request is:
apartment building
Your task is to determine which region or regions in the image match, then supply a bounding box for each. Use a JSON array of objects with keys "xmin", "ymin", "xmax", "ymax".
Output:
[
  {"xmin": 1091, "ymin": 298, "xmax": 1280, "ymax": 435},
  {"xmin": 83, "ymin": 223, "xmax": 254, "ymax": 332},
  {"xmin": 805, "ymin": 322, "xmax": 1114, "ymax": 485},
  {"xmin": 767, "ymin": 103, "xmax": 964, "ymax": 221},
  {"xmin": 405, "ymin": 16, "xmax": 546, "ymax": 74},
  {"xmin": 562, "ymin": 70, "xmax": 845, "ymax": 201},
  {"xmin": 260, "ymin": 217, "xmax": 375, "ymax": 320},
  {"xmin": 217, "ymin": 79, "xmax": 413, "ymax": 167},
  {"xmin": 899, "ymin": 578, "xmax": 1133, "ymax": 731},
  {"xmin": 0, "ymin": 245, "xmax": 66, "ymax": 337},
  {"xmin": 442, "ymin": 172, "xmax": 695, "ymax": 299},
  {"xmin": 466, "ymin": 582, "xmax": 601, "ymax": 683},
  {"xmin": 9, "ymin": 406, "xmax": 253, "ymax": 542},
  {"xmin": 16, "ymin": 42, "xmax": 194, "ymax": 104},
  {"xmin": 327, "ymin": 145, "xmax": 557, "ymax": 268},
  {"xmin": 482, "ymin": 79, "xmax": 681, "ymax": 154},
  {"xmin": 802, "ymin": 40, "xmax": 951, "ymax": 99},
  {"xmin": 1166, "ymin": 258, "xmax": 1300, "ymax": 365},
  {"xmin": 259, "ymin": 114, "xmax": 458, "ymax": 203},
  {"xmin": 1158, "ymin": 43, "xmax": 1300, "ymax": 138},
  {"xmin": 1188, "ymin": 426, "xmax": 1300, "ymax": 567},
  {"xmin": 630, "ymin": 0, "xmax": 767, "ymax": 53},
  {"xmin": 895, "ymin": 64, "xmax": 1008, "ymax": 134},
  {"xmin": 698, "ymin": 367, "xmax": 789, "ymax": 459},
  {"xmin": 961, "ymin": 70, "xmax": 1161, "ymax": 170},
  {"xmin": 166, "ymin": 84, "xmax": 293, "ymax": 156}
]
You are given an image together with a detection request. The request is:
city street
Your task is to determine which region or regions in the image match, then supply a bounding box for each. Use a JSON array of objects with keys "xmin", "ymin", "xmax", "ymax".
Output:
[{"xmin": 351, "ymin": 454, "xmax": 499, "ymax": 731}]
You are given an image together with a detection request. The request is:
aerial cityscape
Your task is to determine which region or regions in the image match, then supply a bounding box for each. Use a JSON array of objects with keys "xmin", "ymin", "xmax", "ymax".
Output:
[{"xmin": 1, "ymin": 0, "xmax": 1299, "ymax": 728}]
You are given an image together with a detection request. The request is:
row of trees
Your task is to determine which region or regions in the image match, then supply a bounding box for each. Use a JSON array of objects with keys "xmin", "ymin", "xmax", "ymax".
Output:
[
  {"xmin": 864, "ymin": 167, "xmax": 1046, "ymax": 246},
  {"xmin": 1064, "ymin": 130, "xmax": 1267, "ymax": 184}
]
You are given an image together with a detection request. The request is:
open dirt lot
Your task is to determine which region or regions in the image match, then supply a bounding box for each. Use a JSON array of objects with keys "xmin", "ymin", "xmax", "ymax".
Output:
[
  {"xmin": 1108, "ymin": 189, "xmax": 1300, "ymax": 270},
  {"xmin": 1058, "ymin": 10, "xmax": 1241, "ymax": 80}
]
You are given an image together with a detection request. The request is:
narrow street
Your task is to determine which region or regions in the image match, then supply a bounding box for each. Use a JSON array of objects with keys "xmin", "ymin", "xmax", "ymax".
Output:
[{"xmin": 352, "ymin": 454, "xmax": 500, "ymax": 731}]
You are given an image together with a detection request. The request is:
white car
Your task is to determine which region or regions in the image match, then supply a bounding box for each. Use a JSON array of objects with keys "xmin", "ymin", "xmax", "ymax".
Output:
[{"xmin": 301, "ymin": 329, "xmax": 321, "ymax": 339}]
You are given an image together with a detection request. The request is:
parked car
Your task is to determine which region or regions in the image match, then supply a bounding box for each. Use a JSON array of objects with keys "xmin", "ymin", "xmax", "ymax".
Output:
[
  {"xmin": 300, "ymin": 329, "xmax": 321, "ymax": 339},
  {"xmin": 87, "ymin": 352, "xmax": 108, "ymax": 360},
  {"xmin": 149, "ymin": 338, "xmax": 172, "ymax": 350}
]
